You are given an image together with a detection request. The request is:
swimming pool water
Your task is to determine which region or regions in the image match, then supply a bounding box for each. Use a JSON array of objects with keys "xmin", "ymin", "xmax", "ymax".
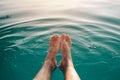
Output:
[{"xmin": 0, "ymin": 0, "xmax": 120, "ymax": 80}]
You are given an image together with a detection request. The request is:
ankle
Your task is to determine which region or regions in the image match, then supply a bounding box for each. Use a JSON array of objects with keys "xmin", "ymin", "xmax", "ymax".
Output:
[
  {"xmin": 59, "ymin": 58, "xmax": 73, "ymax": 72},
  {"xmin": 44, "ymin": 59, "xmax": 57, "ymax": 71}
]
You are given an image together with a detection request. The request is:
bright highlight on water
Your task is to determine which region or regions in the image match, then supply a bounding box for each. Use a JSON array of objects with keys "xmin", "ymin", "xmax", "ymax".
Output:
[{"xmin": 0, "ymin": 0, "xmax": 120, "ymax": 80}]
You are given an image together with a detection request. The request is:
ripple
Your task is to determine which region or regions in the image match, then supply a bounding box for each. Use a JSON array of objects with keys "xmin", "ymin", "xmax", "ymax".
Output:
[{"xmin": 1, "ymin": 0, "xmax": 120, "ymax": 80}]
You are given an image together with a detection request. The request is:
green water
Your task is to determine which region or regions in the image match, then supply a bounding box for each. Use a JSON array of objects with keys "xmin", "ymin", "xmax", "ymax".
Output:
[{"xmin": 0, "ymin": 0, "xmax": 120, "ymax": 80}]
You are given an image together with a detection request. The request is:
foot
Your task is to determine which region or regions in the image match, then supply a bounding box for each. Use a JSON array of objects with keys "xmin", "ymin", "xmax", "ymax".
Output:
[
  {"xmin": 45, "ymin": 34, "xmax": 60, "ymax": 71},
  {"xmin": 59, "ymin": 34, "xmax": 73, "ymax": 72}
]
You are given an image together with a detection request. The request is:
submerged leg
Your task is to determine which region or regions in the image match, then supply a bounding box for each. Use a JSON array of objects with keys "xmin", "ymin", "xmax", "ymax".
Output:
[
  {"xmin": 59, "ymin": 34, "xmax": 81, "ymax": 80},
  {"xmin": 33, "ymin": 34, "xmax": 60, "ymax": 80}
]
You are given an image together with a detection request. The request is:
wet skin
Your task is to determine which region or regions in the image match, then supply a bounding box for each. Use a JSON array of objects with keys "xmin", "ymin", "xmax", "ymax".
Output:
[{"xmin": 33, "ymin": 34, "xmax": 80, "ymax": 80}]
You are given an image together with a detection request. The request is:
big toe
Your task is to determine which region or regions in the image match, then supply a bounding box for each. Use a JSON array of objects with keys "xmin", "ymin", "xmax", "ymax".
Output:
[
  {"xmin": 65, "ymin": 34, "xmax": 72, "ymax": 47},
  {"xmin": 61, "ymin": 34, "xmax": 66, "ymax": 41}
]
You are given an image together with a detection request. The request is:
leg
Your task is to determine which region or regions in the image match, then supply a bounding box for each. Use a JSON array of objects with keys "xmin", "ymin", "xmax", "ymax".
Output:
[
  {"xmin": 33, "ymin": 34, "xmax": 60, "ymax": 80},
  {"xmin": 59, "ymin": 34, "xmax": 81, "ymax": 80}
]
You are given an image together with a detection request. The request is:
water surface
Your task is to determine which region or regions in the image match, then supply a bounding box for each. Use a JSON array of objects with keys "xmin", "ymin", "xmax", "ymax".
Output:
[{"xmin": 0, "ymin": 0, "xmax": 120, "ymax": 80}]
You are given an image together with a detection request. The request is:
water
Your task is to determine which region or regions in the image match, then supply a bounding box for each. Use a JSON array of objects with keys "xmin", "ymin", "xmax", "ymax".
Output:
[{"xmin": 0, "ymin": 0, "xmax": 120, "ymax": 80}]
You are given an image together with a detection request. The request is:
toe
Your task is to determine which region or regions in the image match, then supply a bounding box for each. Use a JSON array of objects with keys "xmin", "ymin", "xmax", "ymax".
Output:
[
  {"xmin": 50, "ymin": 34, "xmax": 60, "ymax": 47},
  {"xmin": 61, "ymin": 33, "xmax": 66, "ymax": 41},
  {"xmin": 65, "ymin": 34, "xmax": 71, "ymax": 42},
  {"xmin": 65, "ymin": 34, "xmax": 72, "ymax": 47},
  {"xmin": 51, "ymin": 34, "xmax": 60, "ymax": 41}
]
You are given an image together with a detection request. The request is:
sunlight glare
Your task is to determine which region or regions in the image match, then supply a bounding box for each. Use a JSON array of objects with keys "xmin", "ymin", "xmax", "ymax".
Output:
[{"xmin": 28, "ymin": 0, "xmax": 80, "ymax": 10}]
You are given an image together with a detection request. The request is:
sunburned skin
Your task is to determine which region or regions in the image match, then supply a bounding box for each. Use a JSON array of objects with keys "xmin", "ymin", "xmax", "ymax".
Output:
[{"xmin": 33, "ymin": 34, "xmax": 80, "ymax": 80}]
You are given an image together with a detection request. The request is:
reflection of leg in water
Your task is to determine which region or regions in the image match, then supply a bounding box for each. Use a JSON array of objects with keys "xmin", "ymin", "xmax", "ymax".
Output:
[
  {"xmin": 33, "ymin": 34, "xmax": 60, "ymax": 80},
  {"xmin": 59, "ymin": 34, "xmax": 81, "ymax": 80}
]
